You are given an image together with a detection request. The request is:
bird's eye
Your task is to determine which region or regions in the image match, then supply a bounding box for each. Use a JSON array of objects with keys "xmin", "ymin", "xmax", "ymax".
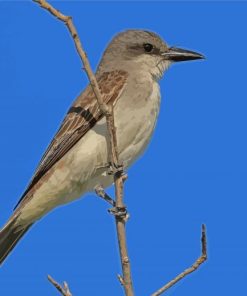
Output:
[{"xmin": 143, "ymin": 43, "xmax": 154, "ymax": 52}]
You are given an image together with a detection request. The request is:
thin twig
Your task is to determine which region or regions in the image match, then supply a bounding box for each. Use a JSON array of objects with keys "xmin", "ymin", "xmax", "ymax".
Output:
[
  {"xmin": 151, "ymin": 224, "xmax": 207, "ymax": 296},
  {"xmin": 33, "ymin": 0, "xmax": 109, "ymax": 115},
  {"xmin": 33, "ymin": 1, "xmax": 134, "ymax": 295},
  {"xmin": 47, "ymin": 275, "xmax": 72, "ymax": 296},
  {"xmin": 104, "ymin": 105, "xmax": 134, "ymax": 295},
  {"xmin": 95, "ymin": 179, "xmax": 133, "ymax": 296}
]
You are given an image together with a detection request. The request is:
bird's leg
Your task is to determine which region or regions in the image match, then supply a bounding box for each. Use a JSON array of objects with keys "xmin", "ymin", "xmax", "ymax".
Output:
[
  {"xmin": 94, "ymin": 184, "xmax": 128, "ymax": 218},
  {"xmin": 94, "ymin": 185, "xmax": 115, "ymax": 207},
  {"xmin": 94, "ymin": 180, "xmax": 129, "ymax": 221},
  {"xmin": 109, "ymin": 169, "xmax": 129, "ymax": 221}
]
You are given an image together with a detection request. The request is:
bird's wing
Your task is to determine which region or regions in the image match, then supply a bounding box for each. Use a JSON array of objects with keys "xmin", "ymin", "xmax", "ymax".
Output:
[{"xmin": 15, "ymin": 70, "xmax": 128, "ymax": 209}]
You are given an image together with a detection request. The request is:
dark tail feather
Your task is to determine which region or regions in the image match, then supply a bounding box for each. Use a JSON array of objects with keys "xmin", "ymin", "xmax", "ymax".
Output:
[{"xmin": 0, "ymin": 219, "xmax": 32, "ymax": 265}]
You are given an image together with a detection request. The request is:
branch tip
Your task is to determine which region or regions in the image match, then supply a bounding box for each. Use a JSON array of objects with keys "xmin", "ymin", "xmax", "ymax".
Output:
[
  {"xmin": 47, "ymin": 275, "xmax": 72, "ymax": 296},
  {"xmin": 151, "ymin": 224, "xmax": 208, "ymax": 296},
  {"xmin": 201, "ymin": 224, "xmax": 207, "ymax": 257}
]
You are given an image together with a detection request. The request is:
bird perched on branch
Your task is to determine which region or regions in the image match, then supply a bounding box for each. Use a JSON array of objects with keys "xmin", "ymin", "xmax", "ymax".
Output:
[{"xmin": 0, "ymin": 29, "xmax": 204, "ymax": 264}]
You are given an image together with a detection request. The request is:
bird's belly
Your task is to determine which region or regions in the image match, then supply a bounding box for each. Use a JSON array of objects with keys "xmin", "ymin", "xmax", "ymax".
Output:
[
  {"xmin": 17, "ymin": 125, "xmax": 110, "ymax": 225},
  {"xmin": 18, "ymin": 82, "xmax": 160, "ymax": 225}
]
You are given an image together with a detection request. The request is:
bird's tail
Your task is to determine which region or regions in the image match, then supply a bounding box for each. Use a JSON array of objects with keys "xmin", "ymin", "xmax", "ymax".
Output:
[{"xmin": 0, "ymin": 218, "xmax": 32, "ymax": 265}]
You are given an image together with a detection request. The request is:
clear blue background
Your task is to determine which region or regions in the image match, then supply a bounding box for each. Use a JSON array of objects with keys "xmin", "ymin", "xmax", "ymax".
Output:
[{"xmin": 0, "ymin": 1, "xmax": 246, "ymax": 295}]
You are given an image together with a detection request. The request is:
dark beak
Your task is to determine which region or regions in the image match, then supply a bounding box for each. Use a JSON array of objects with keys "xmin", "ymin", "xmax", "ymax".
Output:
[{"xmin": 162, "ymin": 46, "xmax": 205, "ymax": 62}]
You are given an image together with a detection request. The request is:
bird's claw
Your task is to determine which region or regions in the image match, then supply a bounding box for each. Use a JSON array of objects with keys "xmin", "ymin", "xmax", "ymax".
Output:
[
  {"xmin": 108, "ymin": 206, "xmax": 129, "ymax": 220},
  {"xmin": 107, "ymin": 162, "xmax": 124, "ymax": 176}
]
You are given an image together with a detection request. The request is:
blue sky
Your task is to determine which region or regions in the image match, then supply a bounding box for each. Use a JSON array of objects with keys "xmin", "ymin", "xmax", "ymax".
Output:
[{"xmin": 0, "ymin": 1, "xmax": 247, "ymax": 295}]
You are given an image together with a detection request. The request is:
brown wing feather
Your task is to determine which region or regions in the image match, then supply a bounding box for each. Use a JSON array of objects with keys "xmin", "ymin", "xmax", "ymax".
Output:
[{"xmin": 15, "ymin": 70, "xmax": 128, "ymax": 209}]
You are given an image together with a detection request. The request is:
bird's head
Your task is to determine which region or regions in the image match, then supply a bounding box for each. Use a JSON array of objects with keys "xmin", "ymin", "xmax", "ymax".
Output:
[{"xmin": 98, "ymin": 29, "xmax": 204, "ymax": 80}]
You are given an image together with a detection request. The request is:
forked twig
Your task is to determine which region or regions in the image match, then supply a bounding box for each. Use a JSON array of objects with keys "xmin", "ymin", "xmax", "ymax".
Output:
[
  {"xmin": 151, "ymin": 224, "xmax": 207, "ymax": 296},
  {"xmin": 47, "ymin": 275, "xmax": 72, "ymax": 296}
]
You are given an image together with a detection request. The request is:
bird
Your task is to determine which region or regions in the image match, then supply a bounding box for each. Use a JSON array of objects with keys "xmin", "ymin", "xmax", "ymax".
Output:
[{"xmin": 0, "ymin": 29, "xmax": 204, "ymax": 264}]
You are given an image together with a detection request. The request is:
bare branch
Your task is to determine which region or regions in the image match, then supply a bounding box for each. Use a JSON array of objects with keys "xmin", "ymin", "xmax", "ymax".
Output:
[
  {"xmin": 33, "ymin": 0, "xmax": 109, "ymax": 115},
  {"xmin": 151, "ymin": 224, "xmax": 207, "ymax": 296},
  {"xmin": 33, "ymin": 1, "xmax": 134, "ymax": 295},
  {"xmin": 47, "ymin": 275, "xmax": 72, "ymax": 296},
  {"xmin": 95, "ymin": 175, "xmax": 133, "ymax": 296}
]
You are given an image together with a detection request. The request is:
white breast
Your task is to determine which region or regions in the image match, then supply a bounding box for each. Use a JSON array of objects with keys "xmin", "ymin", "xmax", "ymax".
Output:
[{"xmin": 117, "ymin": 81, "xmax": 161, "ymax": 167}]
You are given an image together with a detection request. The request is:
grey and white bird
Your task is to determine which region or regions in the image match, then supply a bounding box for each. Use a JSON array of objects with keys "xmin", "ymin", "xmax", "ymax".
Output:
[{"xmin": 0, "ymin": 29, "xmax": 204, "ymax": 264}]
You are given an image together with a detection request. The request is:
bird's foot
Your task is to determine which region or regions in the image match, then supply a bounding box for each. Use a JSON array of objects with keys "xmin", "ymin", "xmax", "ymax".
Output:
[
  {"xmin": 107, "ymin": 161, "xmax": 124, "ymax": 177},
  {"xmin": 108, "ymin": 206, "xmax": 129, "ymax": 221}
]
